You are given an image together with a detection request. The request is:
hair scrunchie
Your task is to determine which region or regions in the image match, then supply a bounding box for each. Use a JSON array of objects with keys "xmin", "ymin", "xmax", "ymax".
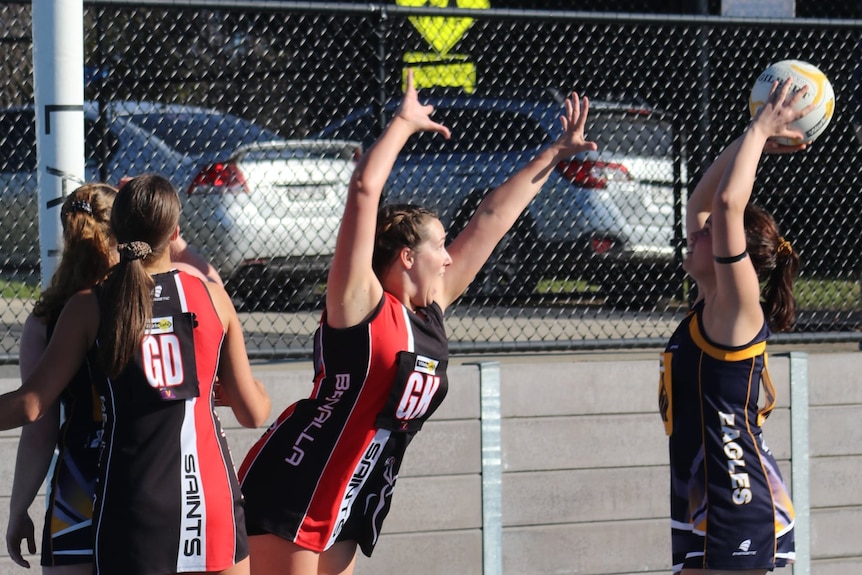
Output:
[
  {"xmin": 776, "ymin": 237, "xmax": 793, "ymax": 257},
  {"xmin": 118, "ymin": 241, "xmax": 152, "ymax": 262}
]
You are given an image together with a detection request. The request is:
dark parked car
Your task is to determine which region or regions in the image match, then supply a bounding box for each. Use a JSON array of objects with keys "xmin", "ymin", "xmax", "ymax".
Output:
[{"xmin": 315, "ymin": 94, "xmax": 686, "ymax": 305}]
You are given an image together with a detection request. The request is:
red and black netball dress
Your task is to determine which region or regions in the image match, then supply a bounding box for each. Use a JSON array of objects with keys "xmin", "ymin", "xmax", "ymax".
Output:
[
  {"xmin": 92, "ymin": 270, "xmax": 248, "ymax": 575},
  {"xmin": 659, "ymin": 300, "xmax": 795, "ymax": 573},
  {"xmin": 239, "ymin": 291, "xmax": 449, "ymax": 557},
  {"xmin": 40, "ymin": 323, "xmax": 102, "ymax": 566}
]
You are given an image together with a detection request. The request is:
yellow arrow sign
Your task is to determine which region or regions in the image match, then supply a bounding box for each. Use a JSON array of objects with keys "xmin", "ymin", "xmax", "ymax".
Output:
[{"xmin": 397, "ymin": 0, "xmax": 490, "ymax": 55}]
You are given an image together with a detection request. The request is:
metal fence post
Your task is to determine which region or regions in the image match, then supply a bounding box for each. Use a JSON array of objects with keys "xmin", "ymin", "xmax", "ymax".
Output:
[
  {"xmin": 472, "ymin": 361, "xmax": 503, "ymax": 575},
  {"xmin": 373, "ymin": 6, "xmax": 390, "ymax": 134},
  {"xmin": 787, "ymin": 351, "xmax": 810, "ymax": 575}
]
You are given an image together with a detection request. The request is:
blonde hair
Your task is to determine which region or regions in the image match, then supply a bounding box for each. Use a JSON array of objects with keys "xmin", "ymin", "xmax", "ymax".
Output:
[{"xmin": 33, "ymin": 183, "xmax": 117, "ymax": 324}]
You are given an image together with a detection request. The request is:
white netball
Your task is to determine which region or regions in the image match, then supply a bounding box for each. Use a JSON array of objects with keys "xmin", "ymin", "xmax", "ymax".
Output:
[{"xmin": 749, "ymin": 59, "xmax": 835, "ymax": 145}]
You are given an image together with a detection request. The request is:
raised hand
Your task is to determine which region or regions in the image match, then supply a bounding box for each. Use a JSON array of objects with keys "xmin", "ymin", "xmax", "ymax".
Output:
[
  {"xmin": 754, "ymin": 78, "xmax": 816, "ymax": 148},
  {"xmin": 394, "ymin": 69, "xmax": 451, "ymax": 139},
  {"xmin": 557, "ymin": 91, "xmax": 598, "ymax": 155}
]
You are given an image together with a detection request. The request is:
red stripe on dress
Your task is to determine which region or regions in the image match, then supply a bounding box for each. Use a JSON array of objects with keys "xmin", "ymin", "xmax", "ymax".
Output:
[
  {"xmin": 296, "ymin": 294, "xmax": 408, "ymax": 551},
  {"xmin": 181, "ymin": 273, "xmax": 237, "ymax": 569}
]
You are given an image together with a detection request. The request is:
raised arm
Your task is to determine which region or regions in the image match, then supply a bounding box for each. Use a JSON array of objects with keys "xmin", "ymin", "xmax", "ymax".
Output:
[
  {"xmin": 685, "ymin": 135, "xmax": 745, "ymax": 243},
  {"xmin": 706, "ymin": 79, "xmax": 812, "ymax": 341},
  {"xmin": 325, "ymin": 69, "xmax": 450, "ymax": 328},
  {"xmin": 685, "ymin": 111, "xmax": 807, "ymax": 247},
  {"xmin": 438, "ymin": 92, "xmax": 597, "ymax": 309}
]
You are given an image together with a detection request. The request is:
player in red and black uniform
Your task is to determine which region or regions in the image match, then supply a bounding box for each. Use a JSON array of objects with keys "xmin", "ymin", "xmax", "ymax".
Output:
[
  {"xmin": 240, "ymin": 291, "xmax": 448, "ymax": 556},
  {"xmin": 658, "ymin": 78, "xmax": 807, "ymax": 574},
  {"xmin": 0, "ymin": 174, "xmax": 270, "ymax": 575},
  {"xmin": 238, "ymin": 69, "xmax": 598, "ymax": 575},
  {"xmin": 92, "ymin": 268, "xmax": 248, "ymax": 574}
]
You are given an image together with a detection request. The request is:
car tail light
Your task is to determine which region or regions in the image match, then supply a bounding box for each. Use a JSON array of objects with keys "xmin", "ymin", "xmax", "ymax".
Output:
[
  {"xmin": 556, "ymin": 160, "xmax": 631, "ymax": 189},
  {"xmin": 187, "ymin": 162, "xmax": 249, "ymax": 195},
  {"xmin": 590, "ymin": 236, "xmax": 617, "ymax": 255}
]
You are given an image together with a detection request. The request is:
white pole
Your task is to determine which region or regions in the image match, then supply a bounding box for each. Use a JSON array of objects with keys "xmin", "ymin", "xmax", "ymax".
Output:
[{"xmin": 32, "ymin": 0, "xmax": 85, "ymax": 288}]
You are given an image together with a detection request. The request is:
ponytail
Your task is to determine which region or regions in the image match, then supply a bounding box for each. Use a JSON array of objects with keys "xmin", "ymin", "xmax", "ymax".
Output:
[
  {"xmin": 33, "ymin": 184, "xmax": 116, "ymax": 324},
  {"xmin": 761, "ymin": 236, "xmax": 800, "ymax": 332},
  {"xmin": 97, "ymin": 175, "xmax": 180, "ymax": 378},
  {"xmin": 98, "ymin": 242, "xmax": 155, "ymax": 378},
  {"xmin": 744, "ymin": 205, "xmax": 800, "ymax": 332}
]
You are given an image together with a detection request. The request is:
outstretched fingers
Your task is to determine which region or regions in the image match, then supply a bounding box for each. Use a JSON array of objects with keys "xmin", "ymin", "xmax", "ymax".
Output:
[
  {"xmin": 755, "ymin": 78, "xmax": 808, "ymax": 142},
  {"xmin": 398, "ymin": 69, "xmax": 451, "ymax": 139},
  {"xmin": 559, "ymin": 91, "xmax": 598, "ymax": 153},
  {"xmin": 773, "ymin": 78, "xmax": 814, "ymax": 119}
]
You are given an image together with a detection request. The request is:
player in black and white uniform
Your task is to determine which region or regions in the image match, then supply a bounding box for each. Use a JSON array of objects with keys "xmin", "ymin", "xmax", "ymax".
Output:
[
  {"xmin": 0, "ymin": 175, "xmax": 270, "ymax": 575},
  {"xmin": 239, "ymin": 70, "xmax": 598, "ymax": 575},
  {"xmin": 658, "ymin": 78, "xmax": 808, "ymax": 574}
]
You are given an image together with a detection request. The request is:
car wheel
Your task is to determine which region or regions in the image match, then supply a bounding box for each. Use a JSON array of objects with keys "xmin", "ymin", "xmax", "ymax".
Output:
[{"xmin": 449, "ymin": 190, "xmax": 540, "ymax": 301}]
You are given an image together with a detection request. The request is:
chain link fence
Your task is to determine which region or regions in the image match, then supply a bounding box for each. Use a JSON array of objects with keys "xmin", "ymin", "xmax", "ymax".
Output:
[{"xmin": 1, "ymin": 1, "xmax": 861, "ymax": 359}]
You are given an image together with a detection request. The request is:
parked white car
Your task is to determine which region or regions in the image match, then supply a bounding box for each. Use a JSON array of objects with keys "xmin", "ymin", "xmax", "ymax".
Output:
[
  {"xmin": 184, "ymin": 140, "xmax": 360, "ymax": 308},
  {"xmin": 0, "ymin": 102, "xmax": 360, "ymax": 309},
  {"xmin": 0, "ymin": 101, "xmax": 281, "ymax": 269}
]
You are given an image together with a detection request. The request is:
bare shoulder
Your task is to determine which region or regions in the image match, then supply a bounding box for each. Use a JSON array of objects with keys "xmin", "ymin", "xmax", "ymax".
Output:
[
  {"xmin": 44, "ymin": 289, "xmax": 101, "ymax": 355},
  {"xmin": 61, "ymin": 289, "xmax": 100, "ymax": 316},
  {"xmin": 173, "ymin": 261, "xmax": 209, "ymax": 282},
  {"xmin": 202, "ymin": 279, "xmax": 236, "ymax": 329},
  {"xmin": 21, "ymin": 313, "xmax": 47, "ymax": 340},
  {"xmin": 19, "ymin": 314, "xmax": 49, "ymax": 376}
]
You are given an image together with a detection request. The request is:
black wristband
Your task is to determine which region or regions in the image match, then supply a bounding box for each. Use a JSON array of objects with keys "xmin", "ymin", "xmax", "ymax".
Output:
[{"xmin": 714, "ymin": 251, "xmax": 748, "ymax": 264}]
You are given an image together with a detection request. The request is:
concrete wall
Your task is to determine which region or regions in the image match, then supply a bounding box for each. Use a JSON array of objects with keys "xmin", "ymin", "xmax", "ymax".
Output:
[{"xmin": 0, "ymin": 347, "xmax": 859, "ymax": 574}]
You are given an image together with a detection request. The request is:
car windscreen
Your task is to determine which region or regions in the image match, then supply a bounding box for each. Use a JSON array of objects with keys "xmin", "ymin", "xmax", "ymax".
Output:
[
  {"xmin": 588, "ymin": 111, "xmax": 674, "ymax": 157},
  {"xmin": 0, "ymin": 110, "xmax": 123, "ymax": 172},
  {"xmin": 128, "ymin": 111, "xmax": 281, "ymax": 155}
]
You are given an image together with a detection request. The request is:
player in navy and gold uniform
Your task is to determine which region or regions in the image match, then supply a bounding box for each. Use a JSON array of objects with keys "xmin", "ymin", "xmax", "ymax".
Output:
[
  {"xmin": 40, "ymin": 340, "xmax": 102, "ymax": 567},
  {"xmin": 659, "ymin": 79, "xmax": 806, "ymax": 574},
  {"xmin": 239, "ymin": 70, "xmax": 598, "ymax": 575},
  {"xmin": 0, "ymin": 175, "xmax": 270, "ymax": 575},
  {"xmin": 6, "ymin": 185, "xmax": 115, "ymax": 575},
  {"xmin": 661, "ymin": 301, "xmax": 795, "ymax": 572}
]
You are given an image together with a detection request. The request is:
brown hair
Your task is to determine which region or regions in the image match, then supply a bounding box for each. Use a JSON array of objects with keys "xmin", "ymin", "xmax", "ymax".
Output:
[
  {"xmin": 372, "ymin": 204, "xmax": 438, "ymax": 278},
  {"xmin": 744, "ymin": 204, "xmax": 800, "ymax": 332},
  {"xmin": 98, "ymin": 174, "xmax": 180, "ymax": 377},
  {"xmin": 33, "ymin": 183, "xmax": 117, "ymax": 325}
]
